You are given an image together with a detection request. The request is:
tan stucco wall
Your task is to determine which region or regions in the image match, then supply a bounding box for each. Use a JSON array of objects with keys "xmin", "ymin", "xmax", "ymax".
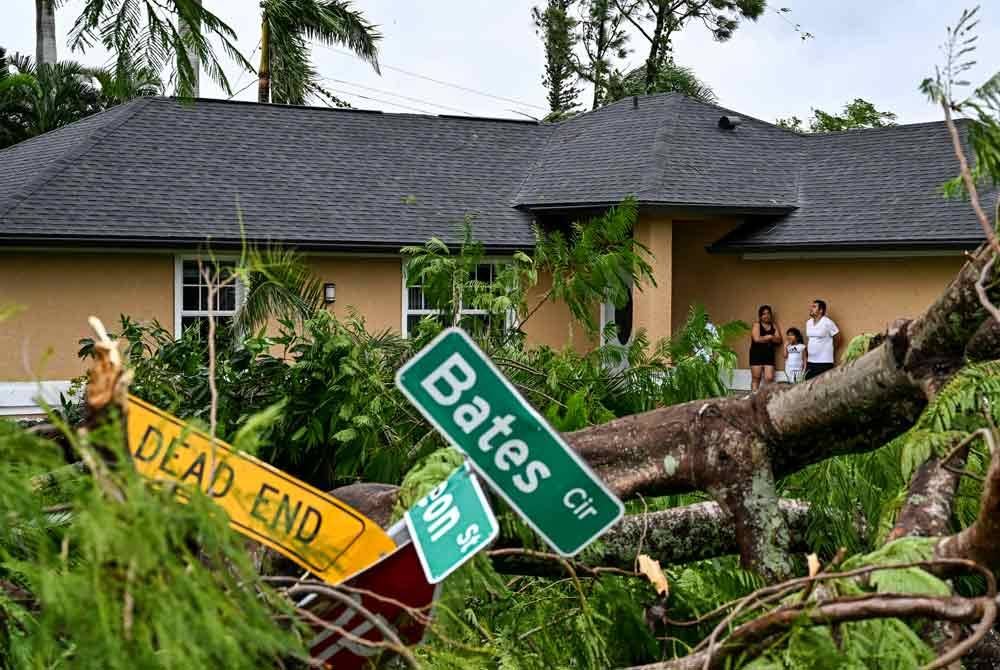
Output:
[
  {"xmin": 670, "ymin": 220, "xmax": 965, "ymax": 368},
  {"xmin": 521, "ymin": 271, "xmax": 595, "ymax": 353},
  {"xmin": 633, "ymin": 213, "xmax": 673, "ymax": 343},
  {"xmin": 306, "ymin": 257, "xmax": 402, "ymax": 333},
  {"xmin": 0, "ymin": 251, "xmax": 597, "ymax": 382},
  {"xmin": 0, "ymin": 252, "xmax": 175, "ymax": 381}
]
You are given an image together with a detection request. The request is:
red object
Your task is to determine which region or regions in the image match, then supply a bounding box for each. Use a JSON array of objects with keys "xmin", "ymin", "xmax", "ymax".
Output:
[{"xmin": 306, "ymin": 541, "xmax": 438, "ymax": 668}]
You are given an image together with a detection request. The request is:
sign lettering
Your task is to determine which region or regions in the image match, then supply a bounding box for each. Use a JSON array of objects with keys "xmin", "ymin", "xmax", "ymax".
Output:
[
  {"xmin": 126, "ymin": 395, "xmax": 395, "ymax": 583},
  {"xmin": 405, "ymin": 464, "xmax": 498, "ymax": 582},
  {"xmin": 395, "ymin": 328, "xmax": 623, "ymax": 556}
]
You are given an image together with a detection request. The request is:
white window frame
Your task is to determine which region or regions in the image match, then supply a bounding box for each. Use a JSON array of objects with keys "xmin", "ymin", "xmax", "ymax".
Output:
[
  {"xmin": 173, "ymin": 255, "xmax": 247, "ymax": 338},
  {"xmin": 599, "ymin": 275, "xmax": 635, "ymax": 347},
  {"xmin": 400, "ymin": 258, "xmax": 515, "ymax": 337}
]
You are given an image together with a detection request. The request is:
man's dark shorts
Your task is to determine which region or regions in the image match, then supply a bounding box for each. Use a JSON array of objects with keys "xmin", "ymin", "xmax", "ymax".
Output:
[{"xmin": 804, "ymin": 362, "xmax": 835, "ymax": 380}]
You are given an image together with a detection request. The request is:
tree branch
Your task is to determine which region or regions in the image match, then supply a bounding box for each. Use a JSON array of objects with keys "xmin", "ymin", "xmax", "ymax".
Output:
[{"xmin": 329, "ymin": 244, "xmax": 1000, "ymax": 578}]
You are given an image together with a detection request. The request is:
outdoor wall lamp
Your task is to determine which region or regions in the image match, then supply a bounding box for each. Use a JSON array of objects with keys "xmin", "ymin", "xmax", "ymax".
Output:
[{"xmin": 324, "ymin": 282, "xmax": 337, "ymax": 304}]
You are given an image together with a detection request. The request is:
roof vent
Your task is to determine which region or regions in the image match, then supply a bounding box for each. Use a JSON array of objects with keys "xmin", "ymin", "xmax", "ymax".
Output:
[
  {"xmin": 632, "ymin": 95, "xmax": 638, "ymax": 109},
  {"xmin": 718, "ymin": 115, "xmax": 742, "ymax": 130}
]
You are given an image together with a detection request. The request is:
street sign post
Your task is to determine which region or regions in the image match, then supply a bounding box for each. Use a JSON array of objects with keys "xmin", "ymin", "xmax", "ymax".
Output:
[
  {"xmin": 395, "ymin": 327, "xmax": 623, "ymax": 556},
  {"xmin": 405, "ymin": 463, "xmax": 499, "ymax": 583},
  {"xmin": 126, "ymin": 395, "xmax": 395, "ymax": 583}
]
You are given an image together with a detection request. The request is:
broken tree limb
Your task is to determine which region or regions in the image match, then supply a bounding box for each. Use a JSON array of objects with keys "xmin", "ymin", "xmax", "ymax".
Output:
[
  {"xmin": 326, "ymin": 483, "xmax": 812, "ymax": 573},
  {"xmin": 491, "ymin": 499, "xmax": 811, "ymax": 575},
  {"xmin": 330, "ymin": 245, "xmax": 999, "ymax": 578},
  {"xmin": 625, "ymin": 594, "xmax": 997, "ymax": 670},
  {"xmin": 566, "ymin": 244, "xmax": 1000, "ymax": 575},
  {"xmin": 936, "ymin": 426, "xmax": 1000, "ymax": 573}
]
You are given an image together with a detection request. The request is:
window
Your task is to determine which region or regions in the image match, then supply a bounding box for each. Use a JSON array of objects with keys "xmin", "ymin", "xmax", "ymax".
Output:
[
  {"xmin": 174, "ymin": 257, "xmax": 244, "ymax": 337},
  {"xmin": 402, "ymin": 261, "xmax": 509, "ymax": 337},
  {"xmin": 600, "ymin": 277, "xmax": 634, "ymax": 347}
]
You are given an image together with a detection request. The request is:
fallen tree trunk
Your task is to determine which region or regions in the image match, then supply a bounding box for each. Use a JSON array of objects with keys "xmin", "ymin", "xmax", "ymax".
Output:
[
  {"xmin": 337, "ymin": 244, "xmax": 998, "ymax": 578},
  {"xmin": 565, "ymin": 244, "xmax": 999, "ymax": 576}
]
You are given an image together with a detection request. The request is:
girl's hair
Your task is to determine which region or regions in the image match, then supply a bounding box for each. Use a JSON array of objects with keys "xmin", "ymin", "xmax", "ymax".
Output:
[
  {"xmin": 786, "ymin": 327, "xmax": 803, "ymax": 344},
  {"xmin": 758, "ymin": 304, "xmax": 772, "ymax": 320}
]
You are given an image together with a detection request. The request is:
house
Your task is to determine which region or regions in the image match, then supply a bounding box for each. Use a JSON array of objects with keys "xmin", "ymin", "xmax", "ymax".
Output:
[{"xmin": 0, "ymin": 93, "xmax": 989, "ymax": 412}]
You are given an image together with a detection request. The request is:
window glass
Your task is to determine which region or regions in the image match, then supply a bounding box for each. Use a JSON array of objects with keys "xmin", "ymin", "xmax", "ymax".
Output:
[
  {"xmin": 178, "ymin": 259, "xmax": 241, "ymax": 336},
  {"xmin": 404, "ymin": 262, "xmax": 508, "ymax": 337}
]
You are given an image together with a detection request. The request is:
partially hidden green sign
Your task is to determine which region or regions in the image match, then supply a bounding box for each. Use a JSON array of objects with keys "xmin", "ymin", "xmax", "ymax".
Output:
[
  {"xmin": 395, "ymin": 327, "xmax": 623, "ymax": 556},
  {"xmin": 404, "ymin": 463, "xmax": 498, "ymax": 583}
]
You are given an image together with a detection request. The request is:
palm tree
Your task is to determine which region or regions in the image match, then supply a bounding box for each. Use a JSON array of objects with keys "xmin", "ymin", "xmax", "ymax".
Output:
[
  {"xmin": 35, "ymin": 0, "xmax": 58, "ymax": 66},
  {"xmin": 71, "ymin": 0, "xmax": 250, "ymax": 98},
  {"xmin": 257, "ymin": 0, "xmax": 380, "ymax": 105},
  {"xmin": 0, "ymin": 53, "xmax": 101, "ymax": 148},
  {"xmin": 232, "ymin": 245, "xmax": 326, "ymax": 335},
  {"xmin": 606, "ymin": 61, "xmax": 717, "ymax": 105},
  {"xmin": 0, "ymin": 52, "xmax": 159, "ymax": 149},
  {"xmin": 89, "ymin": 59, "xmax": 164, "ymax": 106}
]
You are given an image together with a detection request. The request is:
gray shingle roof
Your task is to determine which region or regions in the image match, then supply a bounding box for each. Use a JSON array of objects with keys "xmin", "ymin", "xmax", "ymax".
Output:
[
  {"xmin": 0, "ymin": 97, "xmax": 550, "ymax": 251},
  {"xmin": 0, "ymin": 93, "xmax": 989, "ymax": 252},
  {"xmin": 515, "ymin": 94, "xmax": 802, "ymax": 211},
  {"xmin": 709, "ymin": 120, "xmax": 995, "ymax": 252}
]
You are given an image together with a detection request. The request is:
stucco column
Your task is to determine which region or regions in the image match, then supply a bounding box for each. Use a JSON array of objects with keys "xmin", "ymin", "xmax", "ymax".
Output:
[{"xmin": 633, "ymin": 213, "xmax": 673, "ymax": 344}]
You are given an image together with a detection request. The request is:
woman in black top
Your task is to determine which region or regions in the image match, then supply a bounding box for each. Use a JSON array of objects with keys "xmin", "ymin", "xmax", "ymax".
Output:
[{"xmin": 750, "ymin": 304, "xmax": 782, "ymax": 391}]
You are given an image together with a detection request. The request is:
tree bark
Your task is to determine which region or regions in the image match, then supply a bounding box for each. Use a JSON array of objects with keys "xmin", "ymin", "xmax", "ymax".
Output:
[
  {"xmin": 35, "ymin": 0, "xmax": 57, "ymax": 67},
  {"xmin": 327, "ymin": 483, "xmax": 812, "ymax": 574},
  {"xmin": 335, "ymin": 245, "xmax": 999, "ymax": 578},
  {"xmin": 936, "ymin": 428, "xmax": 1000, "ymax": 573},
  {"xmin": 178, "ymin": 0, "xmax": 202, "ymax": 97},
  {"xmin": 492, "ymin": 499, "xmax": 811, "ymax": 574},
  {"xmin": 567, "ymin": 245, "xmax": 999, "ymax": 575},
  {"xmin": 258, "ymin": 14, "xmax": 271, "ymax": 104}
]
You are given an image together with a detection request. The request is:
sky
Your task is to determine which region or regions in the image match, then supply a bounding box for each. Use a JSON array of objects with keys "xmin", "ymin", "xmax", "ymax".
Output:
[{"xmin": 2, "ymin": 1, "xmax": 998, "ymax": 125}]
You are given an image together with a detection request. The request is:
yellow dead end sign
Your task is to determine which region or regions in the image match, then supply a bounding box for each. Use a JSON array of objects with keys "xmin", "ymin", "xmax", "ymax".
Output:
[{"xmin": 126, "ymin": 395, "xmax": 395, "ymax": 583}]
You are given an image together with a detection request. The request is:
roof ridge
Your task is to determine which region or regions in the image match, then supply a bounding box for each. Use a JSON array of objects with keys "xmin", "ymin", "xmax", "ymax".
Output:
[
  {"xmin": 0, "ymin": 97, "xmax": 155, "ymax": 220},
  {"xmin": 800, "ymin": 118, "xmax": 960, "ymax": 137},
  {"xmin": 162, "ymin": 96, "xmax": 540, "ymax": 124},
  {"xmin": 511, "ymin": 124, "xmax": 559, "ymax": 205}
]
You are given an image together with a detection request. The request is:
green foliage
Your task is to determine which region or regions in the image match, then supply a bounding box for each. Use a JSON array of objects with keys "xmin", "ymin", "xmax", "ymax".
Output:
[
  {"xmin": 0, "ymin": 418, "xmax": 302, "ymax": 668},
  {"xmin": 619, "ymin": 0, "xmax": 764, "ymax": 98},
  {"xmin": 920, "ymin": 6, "xmax": 1000, "ymax": 197},
  {"xmin": 607, "ymin": 62, "xmax": 717, "ymax": 104},
  {"xmin": 70, "ymin": 0, "xmax": 251, "ymax": 98},
  {"xmin": 840, "ymin": 332, "xmax": 876, "ymax": 364},
  {"xmin": 776, "ymin": 98, "xmax": 897, "ymax": 133},
  {"xmin": 402, "ymin": 219, "xmax": 535, "ymax": 343},
  {"xmin": 532, "ymin": 197, "xmax": 653, "ymax": 336},
  {"xmin": 421, "ymin": 565, "xmax": 657, "ymax": 669},
  {"xmin": 576, "ymin": 0, "xmax": 632, "ymax": 108},
  {"xmin": 0, "ymin": 50, "xmax": 162, "ymax": 150},
  {"xmin": 392, "ymin": 448, "xmax": 466, "ymax": 521},
  {"xmin": 232, "ymin": 245, "xmax": 326, "ymax": 335},
  {"xmin": 0, "ymin": 53, "xmax": 101, "ymax": 148},
  {"xmin": 499, "ymin": 306, "xmax": 746, "ymax": 423},
  {"xmin": 263, "ymin": 0, "xmax": 381, "ymax": 105},
  {"xmin": 740, "ymin": 540, "xmax": 948, "ymax": 669},
  {"xmin": 780, "ymin": 441, "xmax": 908, "ymax": 556},
  {"xmin": 533, "ymin": 0, "xmax": 582, "ymax": 119},
  {"xmin": 744, "ymin": 617, "xmax": 933, "ymax": 670}
]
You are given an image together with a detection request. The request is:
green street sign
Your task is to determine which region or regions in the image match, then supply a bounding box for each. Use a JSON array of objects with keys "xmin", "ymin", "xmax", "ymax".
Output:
[
  {"xmin": 404, "ymin": 463, "xmax": 499, "ymax": 583},
  {"xmin": 395, "ymin": 327, "xmax": 623, "ymax": 556}
]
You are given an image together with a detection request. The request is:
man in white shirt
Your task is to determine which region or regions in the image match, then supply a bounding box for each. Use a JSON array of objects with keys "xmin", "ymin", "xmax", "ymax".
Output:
[{"xmin": 805, "ymin": 299, "xmax": 840, "ymax": 380}]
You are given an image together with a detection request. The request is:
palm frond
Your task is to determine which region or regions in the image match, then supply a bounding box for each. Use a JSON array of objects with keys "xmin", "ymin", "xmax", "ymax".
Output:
[{"xmin": 233, "ymin": 245, "xmax": 325, "ymax": 335}]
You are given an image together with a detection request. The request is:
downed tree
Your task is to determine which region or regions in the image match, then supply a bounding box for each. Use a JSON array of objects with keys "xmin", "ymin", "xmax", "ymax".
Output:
[{"xmin": 335, "ymin": 241, "xmax": 1000, "ymax": 580}]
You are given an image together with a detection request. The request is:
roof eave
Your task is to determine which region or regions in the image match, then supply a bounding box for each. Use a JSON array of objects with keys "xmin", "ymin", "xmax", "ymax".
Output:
[
  {"xmin": 517, "ymin": 200, "xmax": 796, "ymax": 215},
  {"xmin": 0, "ymin": 235, "xmax": 534, "ymax": 255},
  {"xmin": 707, "ymin": 239, "xmax": 983, "ymax": 255}
]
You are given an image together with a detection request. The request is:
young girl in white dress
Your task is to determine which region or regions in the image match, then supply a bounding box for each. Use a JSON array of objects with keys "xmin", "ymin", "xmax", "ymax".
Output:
[{"xmin": 785, "ymin": 327, "xmax": 806, "ymax": 383}]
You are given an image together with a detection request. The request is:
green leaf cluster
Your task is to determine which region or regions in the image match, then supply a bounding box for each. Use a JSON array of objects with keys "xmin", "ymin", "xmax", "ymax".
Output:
[{"xmin": 0, "ymin": 418, "xmax": 302, "ymax": 669}]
